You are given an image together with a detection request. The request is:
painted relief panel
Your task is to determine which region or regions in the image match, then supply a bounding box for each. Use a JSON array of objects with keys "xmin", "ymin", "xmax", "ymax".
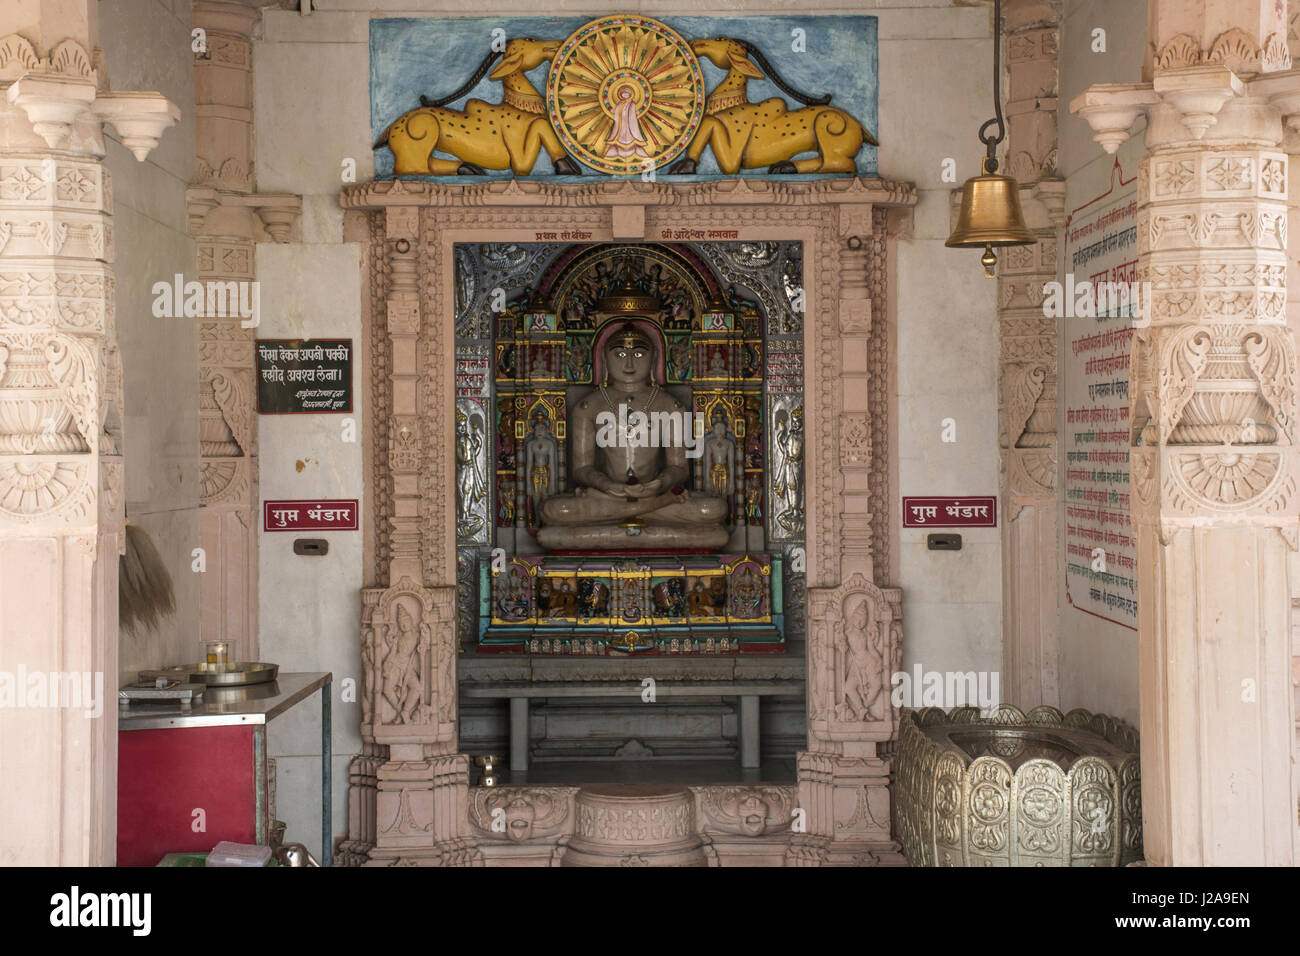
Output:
[{"xmin": 370, "ymin": 15, "xmax": 878, "ymax": 180}]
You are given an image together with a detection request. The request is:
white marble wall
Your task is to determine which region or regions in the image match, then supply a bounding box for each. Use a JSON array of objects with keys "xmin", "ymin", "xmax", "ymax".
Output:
[
  {"xmin": 99, "ymin": 0, "xmax": 201, "ymax": 687},
  {"xmin": 255, "ymin": 7, "xmax": 373, "ymax": 863},
  {"xmin": 1055, "ymin": 0, "xmax": 1147, "ymax": 725},
  {"xmin": 877, "ymin": 4, "xmax": 1003, "ymax": 685},
  {"xmin": 254, "ymin": 244, "xmax": 363, "ymax": 859}
]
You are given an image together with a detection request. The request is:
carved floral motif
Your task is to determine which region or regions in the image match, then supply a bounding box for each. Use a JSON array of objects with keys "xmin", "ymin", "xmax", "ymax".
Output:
[
  {"xmin": 0, "ymin": 34, "xmax": 94, "ymax": 81},
  {"xmin": 1154, "ymin": 30, "xmax": 1292, "ymax": 75}
]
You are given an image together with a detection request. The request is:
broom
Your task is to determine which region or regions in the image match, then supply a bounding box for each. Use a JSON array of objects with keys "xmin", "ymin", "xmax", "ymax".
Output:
[{"xmin": 119, "ymin": 520, "xmax": 176, "ymax": 633}]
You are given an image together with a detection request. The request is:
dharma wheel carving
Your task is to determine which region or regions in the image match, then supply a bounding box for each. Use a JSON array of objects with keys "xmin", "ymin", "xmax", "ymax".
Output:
[{"xmin": 545, "ymin": 15, "xmax": 705, "ymax": 175}]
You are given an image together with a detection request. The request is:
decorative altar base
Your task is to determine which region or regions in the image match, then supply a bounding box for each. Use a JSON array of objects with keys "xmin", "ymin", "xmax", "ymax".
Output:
[
  {"xmin": 481, "ymin": 552, "xmax": 784, "ymax": 653},
  {"xmin": 368, "ymin": 780, "xmax": 882, "ymax": 867}
]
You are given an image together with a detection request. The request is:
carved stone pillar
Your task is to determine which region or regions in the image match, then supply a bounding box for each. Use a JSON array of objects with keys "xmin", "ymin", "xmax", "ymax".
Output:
[
  {"xmin": 1284, "ymin": 0, "xmax": 1300, "ymax": 727},
  {"xmin": 189, "ymin": 1, "xmax": 300, "ymax": 659},
  {"xmin": 1073, "ymin": 0, "xmax": 1300, "ymax": 864},
  {"xmin": 359, "ymin": 206, "xmax": 468, "ymax": 866},
  {"xmin": 999, "ymin": 0, "xmax": 1063, "ymax": 710},
  {"xmin": 792, "ymin": 205, "xmax": 903, "ymax": 867},
  {"xmin": 0, "ymin": 25, "xmax": 177, "ymax": 863}
]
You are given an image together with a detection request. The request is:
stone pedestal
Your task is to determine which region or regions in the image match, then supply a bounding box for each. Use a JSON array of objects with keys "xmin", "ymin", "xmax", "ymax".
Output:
[{"xmin": 563, "ymin": 785, "xmax": 705, "ymax": 866}]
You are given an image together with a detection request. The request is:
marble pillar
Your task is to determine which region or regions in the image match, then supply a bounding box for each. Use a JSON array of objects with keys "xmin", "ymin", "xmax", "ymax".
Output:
[
  {"xmin": 0, "ymin": 12, "xmax": 177, "ymax": 864},
  {"xmin": 354, "ymin": 205, "xmax": 468, "ymax": 867},
  {"xmin": 1073, "ymin": 0, "xmax": 1300, "ymax": 865},
  {"xmin": 998, "ymin": 0, "xmax": 1065, "ymax": 711},
  {"xmin": 793, "ymin": 203, "xmax": 905, "ymax": 867},
  {"xmin": 189, "ymin": 0, "xmax": 300, "ymax": 660},
  {"xmin": 1284, "ymin": 2, "xmax": 1300, "ymax": 707}
]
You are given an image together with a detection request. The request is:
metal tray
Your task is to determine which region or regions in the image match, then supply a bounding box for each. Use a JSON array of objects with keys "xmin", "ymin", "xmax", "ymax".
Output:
[
  {"xmin": 119, "ymin": 679, "xmax": 206, "ymax": 706},
  {"xmin": 141, "ymin": 662, "xmax": 279, "ymax": 687}
]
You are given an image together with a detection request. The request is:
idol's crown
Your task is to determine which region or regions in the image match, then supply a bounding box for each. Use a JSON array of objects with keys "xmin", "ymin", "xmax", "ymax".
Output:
[{"xmin": 609, "ymin": 322, "xmax": 653, "ymax": 350}]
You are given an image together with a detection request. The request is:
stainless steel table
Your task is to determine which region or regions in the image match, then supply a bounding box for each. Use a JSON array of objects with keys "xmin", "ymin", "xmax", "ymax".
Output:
[{"xmin": 119, "ymin": 671, "xmax": 333, "ymax": 866}]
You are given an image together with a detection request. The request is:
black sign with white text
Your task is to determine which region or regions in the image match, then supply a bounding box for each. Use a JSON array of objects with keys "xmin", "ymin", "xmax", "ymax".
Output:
[{"xmin": 256, "ymin": 339, "xmax": 353, "ymax": 413}]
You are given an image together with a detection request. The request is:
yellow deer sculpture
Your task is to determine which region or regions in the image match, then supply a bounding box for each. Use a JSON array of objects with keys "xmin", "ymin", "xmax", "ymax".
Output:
[
  {"xmin": 374, "ymin": 38, "xmax": 581, "ymax": 176},
  {"xmin": 669, "ymin": 37, "xmax": 878, "ymax": 175}
]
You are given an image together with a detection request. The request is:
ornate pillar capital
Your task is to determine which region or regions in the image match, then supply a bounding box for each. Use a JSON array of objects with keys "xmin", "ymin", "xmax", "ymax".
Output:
[
  {"xmin": 187, "ymin": 190, "xmax": 303, "ymax": 243},
  {"xmin": 6, "ymin": 71, "xmax": 97, "ymax": 149},
  {"xmin": 1069, "ymin": 83, "xmax": 1161, "ymax": 154},
  {"xmin": 1, "ymin": 33, "xmax": 178, "ymax": 162},
  {"xmin": 1246, "ymin": 67, "xmax": 1300, "ymax": 132},
  {"xmin": 1076, "ymin": 7, "xmax": 1300, "ymax": 156},
  {"xmin": 1145, "ymin": 0, "xmax": 1291, "ymax": 81}
]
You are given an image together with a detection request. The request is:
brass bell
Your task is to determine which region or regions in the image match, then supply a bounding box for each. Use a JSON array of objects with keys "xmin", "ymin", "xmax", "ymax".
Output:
[{"xmin": 946, "ymin": 158, "xmax": 1036, "ymax": 277}]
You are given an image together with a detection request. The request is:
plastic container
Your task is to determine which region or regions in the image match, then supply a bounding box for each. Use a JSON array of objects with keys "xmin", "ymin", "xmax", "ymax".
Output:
[{"xmin": 205, "ymin": 841, "xmax": 273, "ymax": 867}]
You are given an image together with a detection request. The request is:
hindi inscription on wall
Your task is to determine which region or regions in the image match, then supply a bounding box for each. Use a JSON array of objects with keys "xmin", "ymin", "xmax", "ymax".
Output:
[
  {"xmin": 257, "ymin": 339, "xmax": 353, "ymax": 414},
  {"xmin": 1062, "ymin": 165, "xmax": 1138, "ymax": 629}
]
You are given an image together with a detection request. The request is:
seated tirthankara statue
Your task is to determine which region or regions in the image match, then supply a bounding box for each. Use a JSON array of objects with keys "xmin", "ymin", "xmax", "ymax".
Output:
[{"xmin": 537, "ymin": 323, "xmax": 730, "ymax": 551}]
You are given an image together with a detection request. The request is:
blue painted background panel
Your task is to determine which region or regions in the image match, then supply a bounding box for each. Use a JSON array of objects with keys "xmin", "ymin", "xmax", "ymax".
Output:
[{"xmin": 370, "ymin": 15, "xmax": 878, "ymax": 180}]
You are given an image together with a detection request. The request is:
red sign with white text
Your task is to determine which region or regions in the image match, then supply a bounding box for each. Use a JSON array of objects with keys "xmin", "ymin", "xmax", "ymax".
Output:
[
  {"xmin": 902, "ymin": 496, "xmax": 997, "ymax": 528},
  {"xmin": 263, "ymin": 499, "xmax": 358, "ymax": 531}
]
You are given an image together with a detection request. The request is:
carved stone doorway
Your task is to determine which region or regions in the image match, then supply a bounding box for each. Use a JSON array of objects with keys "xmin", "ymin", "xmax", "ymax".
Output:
[{"xmin": 337, "ymin": 176, "xmax": 915, "ymax": 866}]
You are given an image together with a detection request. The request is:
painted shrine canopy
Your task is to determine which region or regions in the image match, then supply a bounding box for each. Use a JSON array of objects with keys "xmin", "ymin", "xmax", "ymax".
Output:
[{"xmin": 369, "ymin": 14, "xmax": 878, "ymax": 180}]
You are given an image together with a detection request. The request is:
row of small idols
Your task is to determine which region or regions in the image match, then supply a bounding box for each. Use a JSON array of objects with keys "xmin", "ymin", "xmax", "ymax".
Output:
[{"xmin": 527, "ymin": 635, "xmax": 742, "ymax": 654}]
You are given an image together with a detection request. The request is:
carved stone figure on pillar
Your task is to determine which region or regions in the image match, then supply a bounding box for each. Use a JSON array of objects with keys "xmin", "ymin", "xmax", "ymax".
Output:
[
  {"xmin": 361, "ymin": 625, "xmax": 376, "ymax": 728},
  {"xmin": 838, "ymin": 599, "xmax": 884, "ymax": 721},
  {"xmin": 455, "ymin": 406, "xmax": 488, "ymax": 539},
  {"xmin": 773, "ymin": 404, "xmax": 805, "ymax": 534},
  {"xmin": 537, "ymin": 323, "xmax": 729, "ymax": 550},
  {"xmin": 381, "ymin": 604, "xmax": 429, "ymax": 724}
]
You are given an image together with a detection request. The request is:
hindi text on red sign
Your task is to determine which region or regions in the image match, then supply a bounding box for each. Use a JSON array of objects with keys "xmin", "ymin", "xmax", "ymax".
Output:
[
  {"xmin": 263, "ymin": 499, "xmax": 359, "ymax": 531},
  {"xmin": 901, "ymin": 496, "xmax": 997, "ymax": 528}
]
